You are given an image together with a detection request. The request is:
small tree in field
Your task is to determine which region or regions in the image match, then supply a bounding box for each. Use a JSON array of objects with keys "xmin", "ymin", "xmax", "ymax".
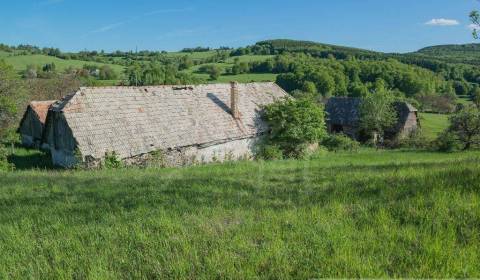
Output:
[
  {"xmin": 0, "ymin": 145, "xmax": 14, "ymax": 171},
  {"xmin": 470, "ymin": 11, "xmax": 480, "ymax": 39},
  {"xmin": 262, "ymin": 97, "xmax": 327, "ymax": 158},
  {"xmin": 359, "ymin": 88, "xmax": 397, "ymax": 145},
  {"xmin": 448, "ymin": 105, "xmax": 480, "ymax": 150}
]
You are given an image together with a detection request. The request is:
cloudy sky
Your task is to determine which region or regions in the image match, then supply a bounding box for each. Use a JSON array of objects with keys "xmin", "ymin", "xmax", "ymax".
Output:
[{"xmin": 0, "ymin": 0, "xmax": 478, "ymax": 53}]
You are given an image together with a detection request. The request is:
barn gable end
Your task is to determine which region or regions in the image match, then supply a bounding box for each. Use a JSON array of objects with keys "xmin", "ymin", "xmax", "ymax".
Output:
[{"xmin": 18, "ymin": 100, "xmax": 56, "ymax": 148}]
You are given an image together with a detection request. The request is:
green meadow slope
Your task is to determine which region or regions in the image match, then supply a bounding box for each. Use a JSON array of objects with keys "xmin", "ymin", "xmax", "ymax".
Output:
[
  {"xmin": 0, "ymin": 52, "xmax": 125, "ymax": 76},
  {"xmin": 1, "ymin": 149, "xmax": 480, "ymax": 278}
]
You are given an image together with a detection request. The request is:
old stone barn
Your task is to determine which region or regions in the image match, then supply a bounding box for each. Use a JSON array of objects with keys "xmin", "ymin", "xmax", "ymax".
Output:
[
  {"xmin": 325, "ymin": 97, "xmax": 419, "ymax": 139},
  {"xmin": 18, "ymin": 100, "xmax": 56, "ymax": 148},
  {"xmin": 42, "ymin": 82, "xmax": 288, "ymax": 167}
]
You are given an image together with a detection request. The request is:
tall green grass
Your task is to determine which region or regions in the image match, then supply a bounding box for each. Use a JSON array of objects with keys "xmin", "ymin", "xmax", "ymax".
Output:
[
  {"xmin": 1, "ymin": 149, "xmax": 479, "ymax": 278},
  {"xmin": 419, "ymin": 112, "xmax": 450, "ymax": 140}
]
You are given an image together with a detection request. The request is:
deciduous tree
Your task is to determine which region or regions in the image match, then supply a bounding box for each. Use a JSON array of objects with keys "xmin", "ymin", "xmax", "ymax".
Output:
[
  {"xmin": 448, "ymin": 105, "xmax": 480, "ymax": 150},
  {"xmin": 359, "ymin": 88, "xmax": 398, "ymax": 144}
]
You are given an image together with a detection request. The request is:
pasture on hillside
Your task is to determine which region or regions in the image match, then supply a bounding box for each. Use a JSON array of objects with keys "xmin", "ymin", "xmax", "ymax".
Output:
[
  {"xmin": 1, "ymin": 149, "xmax": 479, "ymax": 278},
  {"xmin": 418, "ymin": 113, "xmax": 450, "ymax": 140},
  {"xmin": 0, "ymin": 52, "xmax": 125, "ymax": 79}
]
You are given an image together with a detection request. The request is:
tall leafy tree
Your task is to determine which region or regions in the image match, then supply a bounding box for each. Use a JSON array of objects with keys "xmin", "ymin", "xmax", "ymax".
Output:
[
  {"xmin": 263, "ymin": 97, "xmax": 327, "ymax": 158},
  {"xmin": 448, "ymin": 105, "xmax": 480, "ymax": 150},
  {"xmin": 359, "ymin": 86, "xmax": 398, "ymax": 144},
  {"xmin": 470, "ymin": 10, "xmax": 480, "ymax": 39}
]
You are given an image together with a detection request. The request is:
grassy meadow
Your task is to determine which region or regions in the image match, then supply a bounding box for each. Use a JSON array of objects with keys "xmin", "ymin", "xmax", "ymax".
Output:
[
  {"xmin": 0, "ymin": 52, "xmax": 125, "ymax": 77},
  {"xmin": 419, "ymin": 113, "xmax": 450, "ymax": 140},
  {"xmin": 1, "ymin": 149, "xmax": 480, "ymax": 278}
]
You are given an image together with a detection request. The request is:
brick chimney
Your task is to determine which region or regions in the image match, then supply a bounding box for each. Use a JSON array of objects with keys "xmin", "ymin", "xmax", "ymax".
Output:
[{"xmin": 230, "ymin": 81, "xmax": 240, "ymax": 119}]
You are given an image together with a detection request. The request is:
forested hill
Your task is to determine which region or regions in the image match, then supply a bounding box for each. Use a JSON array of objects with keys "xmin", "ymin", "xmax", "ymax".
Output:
[
  {"xmin": 417, "ymin": 43, "xmax": 480, "ymax": 56},
  {"xmin": 233, "ymin": 39, "xmax": 382, "ymax": 60},
  {"xmin": 411, "ymin": 43, "xmax": 480, "ymax": 65},
  {"xmin": 247, "ymin": 39, "xmax": 480, "ymax": 65}
]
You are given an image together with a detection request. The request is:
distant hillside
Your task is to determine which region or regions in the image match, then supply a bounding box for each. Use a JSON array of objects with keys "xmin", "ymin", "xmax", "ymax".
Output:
[
  {"xmin": 411, "ymin": 43, "xmax": 480, "ymax": 65},
  {"xmin": 417, "ymin": 43, "xmax": 480, "ymax": 55},
  {"xmin": 0, "ymin": 52, "xmax": 125, "ymax": 75},
  {"xmin": 244, "ymin": 39, "xmax": 382, "ymax": 60},
  {"xmin": 256, "ymin": 39, "xmax": 380, "ymax": 54}
]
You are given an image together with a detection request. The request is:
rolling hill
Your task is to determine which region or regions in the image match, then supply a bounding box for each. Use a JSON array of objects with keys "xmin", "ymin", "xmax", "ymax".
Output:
[{"xmin": 0, "ymin": 51, "xmax": 125, "ymax": 77}]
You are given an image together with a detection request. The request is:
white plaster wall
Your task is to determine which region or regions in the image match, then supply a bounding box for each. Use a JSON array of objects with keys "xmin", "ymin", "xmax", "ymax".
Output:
[{"xmin": 188, "ymin": 137, "xmax": 260, "ymax": 163}]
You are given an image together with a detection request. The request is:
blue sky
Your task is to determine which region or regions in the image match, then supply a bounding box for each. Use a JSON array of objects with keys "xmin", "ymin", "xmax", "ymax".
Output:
[{"xmin": 1, "ymin": 0, "xmax": 479, "ymax": 53}]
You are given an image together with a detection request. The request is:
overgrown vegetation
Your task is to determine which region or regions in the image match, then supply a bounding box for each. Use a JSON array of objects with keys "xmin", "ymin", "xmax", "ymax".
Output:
[
  {"xmin": 1, "ymin": 150, "xmax": 480, "ymax": 278},
  {"xmin": 0, "ymin": 59, "xmax": 25, "ymax": 137},
  {"xmin": 444, "ymin": 104, "xmax": 480, "ymax": 150},
  {"xmin": 262, "ymin": 98, "xmax": 326, "ymax": 158},
  {"xmin": 322, "ymin": 133, "xmax": 360, "ymax": 152},
  {"xmin": 358, "ymin": 84, "xmax": 398, "ymax": 143},
  {"xmin": 0, "ymin": 144, "xmax": 14, "ymax": 171}
]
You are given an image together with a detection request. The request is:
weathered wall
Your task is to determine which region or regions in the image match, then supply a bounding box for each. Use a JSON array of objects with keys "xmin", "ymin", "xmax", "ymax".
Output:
[
  {"xmin": 44, "ymin": 111, "xmax": 78, "ymax": 167},
  {"xmin": 21, "ymin": 135, "xmax": 35, "ymax": 147},
  {"xmin": 53, "ymin": 135, "xmax": 261, "ymax": 168},
  {"xmin": 165, "ymin": 137, "xmax": 259, "ymax": 166},
  {"xmin": 19, "ymin": 108, "xmax": 44, "ymax": 148},
  {"xmin": 51, "ymin": 148, "xmax": 77, "ymax": 168},
  {"xmin": 397, "ymin": 112, "xmax": 419, "ymax": 138},
  {"xmin": 113, "ymin": 137, "xmax": 259, "ymax": 168}
]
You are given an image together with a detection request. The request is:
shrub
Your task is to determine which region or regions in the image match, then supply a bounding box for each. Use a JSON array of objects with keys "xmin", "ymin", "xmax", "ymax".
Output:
[
  {"xmin": 385, "ymin": 129, "xmax": 430, "ymax": 150},
  {"xmin": 0, "ymin": 145, "xmax": 14, "ymax": 171},
  {"xmin": 434, "ymin": 131, "xmax": 460, "ymax": 152},
  {"xmin": 103, "ymin": 151, "xmax": 123, "ymax": 169},
  {"xmin": 262, "ymin": 98, "xmax": 327, "ymax": 159},
  {"xmin": 447, "ymin": 105, "xmax": 480, "ymax": 150},
  {"xmin": 198, "ymin": 65, "xmax": 222, "ymax": 80},
  {"xmin": 322, "ymin": 134, "xmax": 360, "ymax": 152},
  {"xmin": 98, "ymin": 65, "xmax": 117, "ymax": 80},
  {"xmin": 257, "ymin": 144, "xmax": 283, "ymax": 160},
  {"xmin": 359, "ymin": 88, "xmax": 397, "ymax": 145}
]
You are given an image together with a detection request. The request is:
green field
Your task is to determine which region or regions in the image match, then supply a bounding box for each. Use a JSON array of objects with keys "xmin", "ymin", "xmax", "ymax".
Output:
[
  {"xmin": 1, "ymin": 149, "xmax": 480, "ymax": 278},
  {"xmin": 419, "ymin": 113, "xmax": 450, "ymax": 139},
  {"xmin": 164, "ymin": 50, "xmax": 218, "ymax": 60},
  {"xmin": 215, "ymin": 73, "xmax": 278, "ymax": 83},
  {"xmin": 0, "ymin": 53, "xmax": 125, "ymax": 77},
  {"xmin": 224, "ymin": 55, "xmax": 275, "ymax": 63}
]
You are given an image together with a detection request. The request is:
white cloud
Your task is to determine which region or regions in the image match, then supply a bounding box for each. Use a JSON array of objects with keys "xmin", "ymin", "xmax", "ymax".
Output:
[
  {"xmin": 468, "ymin": 23, "xmax": 480, "ymax": 30},
  {"xmin": 425, "ymin": 18, "xmax": 460, "ymax": 26}
]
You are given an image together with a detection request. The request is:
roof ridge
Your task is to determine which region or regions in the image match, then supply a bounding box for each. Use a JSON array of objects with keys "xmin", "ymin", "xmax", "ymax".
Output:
[{"xmin": 77, "ymin": 82, "xmax": 276, "ymax": 91}]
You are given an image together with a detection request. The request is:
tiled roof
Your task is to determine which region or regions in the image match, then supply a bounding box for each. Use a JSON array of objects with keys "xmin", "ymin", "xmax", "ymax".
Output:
[
  {"xmin": 325, "ymin": 97, "xmax": 362, "ymax": 126},
  {"xmin": 52, "ymin": 82, "xmax": 289, "ymax": 159}
]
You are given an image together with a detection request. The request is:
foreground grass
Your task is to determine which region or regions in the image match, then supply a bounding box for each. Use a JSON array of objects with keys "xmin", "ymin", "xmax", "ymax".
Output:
[{"xmin": 1, "ymin": 150, "xmax": 480, "ymax": 278}]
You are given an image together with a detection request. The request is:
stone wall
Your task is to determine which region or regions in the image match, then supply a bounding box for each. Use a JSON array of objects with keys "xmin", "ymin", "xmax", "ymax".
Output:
[
  {"xmin": 54, "ymin": 136, "xmax": 261, "ymax": 168},
  {"xmin": 128, "ymin": 137, "xmax": 260, "ymax": 167},
  {"xmin": 397, "ymin": 112, "xmax": 419, "ymax": 138}
]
